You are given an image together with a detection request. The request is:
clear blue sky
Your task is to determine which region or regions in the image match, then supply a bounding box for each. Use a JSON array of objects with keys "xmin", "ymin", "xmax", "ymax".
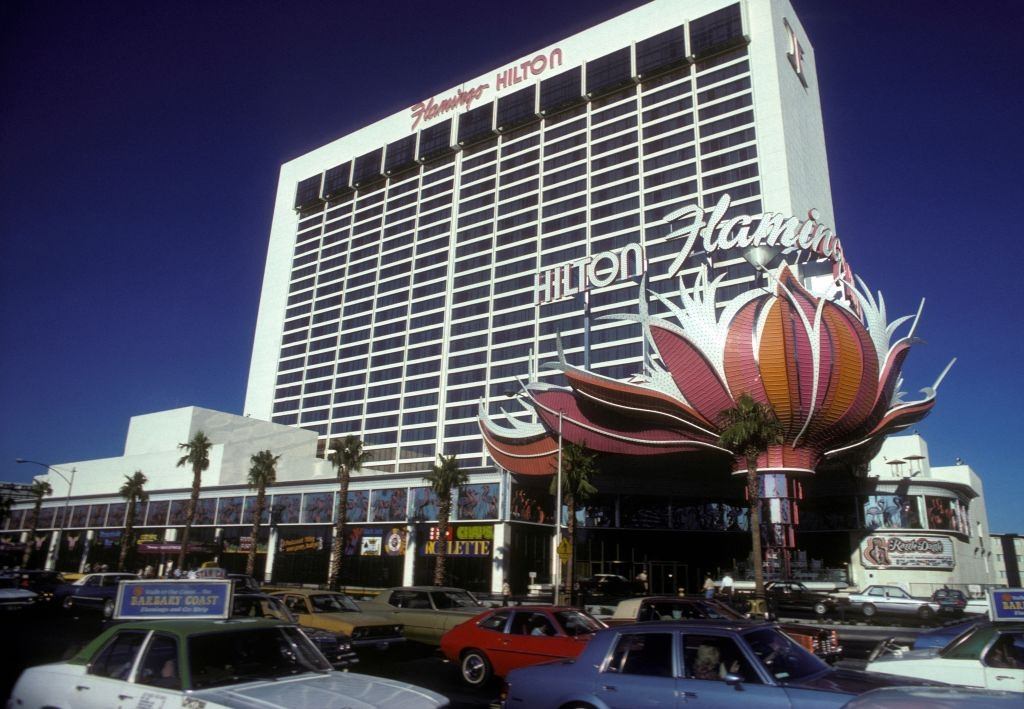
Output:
[{"xmin": 1, "ymin": 1, "xmax": 1020, "ymax": 532}]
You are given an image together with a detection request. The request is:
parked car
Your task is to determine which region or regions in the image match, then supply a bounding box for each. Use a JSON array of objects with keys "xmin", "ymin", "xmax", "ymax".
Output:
[
  {"xmin": 0, "ymin": 575, "xmax": 38, "ymax": 610},
  {"xmin": 865, "ymin": 621, "xmax": 1024, "ymax": 692},
  {"xmin": 440, "ymin": 605, "xmax": 605, "ymax": 686},
  {"xmin": 843, "ymin": 686, "xmax": 1024, "ymax": 708},
  {"xmin": 2, "ymin": 569, "xmax": 67, "ymax": 604},
  {"xmin": 55, "ymin": 572, "xmax": 139, "ymax": 618},
  {"xmin": 359, "ymin": 586, "xmax": 484, "ymax": 645},
  {"xmin": 932, "ymin": 587, "xmax": 968, "ymax": 616},
  {"xmin": 271, "ymin": 588, "xmax": 405, "ymax": 651},
  {"xmin": 232, "ymin": 592, "xmax": 358, "ymax": 669},
  {"xmin": 501, "ymin": 619, "xmax": 936, "ymax": 708},
  {"xmin": 606, "ymin": 595, "xmax": 842, "ymax": 663},
  {"xmin": 757, "ymin": 580, "xmax": 842, "ymax": 617},
  {"xmin": 834, "ymin": 584, "xmax": 941, "ymax": 622},
  {"xmin": 578, "ymin": 573, "xmax": 636, "ymax": 598},
  {"xmin": 7, "ymin": 618, "xmax": 448, "ymax": 708}
]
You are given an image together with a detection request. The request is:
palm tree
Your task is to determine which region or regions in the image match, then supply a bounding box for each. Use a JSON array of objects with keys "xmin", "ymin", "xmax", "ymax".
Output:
[
  {"xmin": 424, "ymin": 454, "xmax": 468, "ymax": 587},
  {"xmin": 549, "ymin": 442, "xmax": 597, "ymax": 603},
  {"xmin": 176, "ymin": 430, "xmax": 213, "ymax": 570},
  {"xmin": 22, "ymin": 480, "xmax": 52, "ymax": 568},
  {"xmin": 326, "ymin": 435, "xmax": 370, "ymax": 591},
  {"xmin": 246, "ymin": 449, "xmax": 280, "ymax": 577},
  {"xmin": 717, "ymin": 393, "xmax": 784, "ymax": 601},
  {"xmin": 118, "ymin": 471, "xmax": 149, "ymax": 572}
]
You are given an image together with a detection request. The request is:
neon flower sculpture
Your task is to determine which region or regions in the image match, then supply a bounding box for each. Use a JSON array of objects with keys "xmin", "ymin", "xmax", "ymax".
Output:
[{"xmin": 479, "ymin": 264, "xmax": 954, "ymax": 481}]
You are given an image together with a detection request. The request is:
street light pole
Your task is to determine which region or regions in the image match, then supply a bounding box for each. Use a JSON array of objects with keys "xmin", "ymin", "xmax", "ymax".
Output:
[
  {"xmin": 16, "ymin": 459, "xmax": 76, "ymax": 570},
  {"xmin": 553, "ymin": 411, "xmax": 563, "ymax": 606}
]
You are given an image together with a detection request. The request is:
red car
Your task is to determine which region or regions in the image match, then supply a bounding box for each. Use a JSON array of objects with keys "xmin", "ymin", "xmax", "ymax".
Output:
[{"xmin": 440, "ymin": 605, "xmax": 605, "ymax": 686}]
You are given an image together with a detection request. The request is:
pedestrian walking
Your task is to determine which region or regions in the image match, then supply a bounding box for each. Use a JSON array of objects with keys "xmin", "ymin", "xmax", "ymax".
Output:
[
  {"xmin": 721, "ymin": 571, "xmax": 734, "ymax": 598},
  {"xmin": 702, "ymin": 573, "xmax": 715, "ymax": 599}
]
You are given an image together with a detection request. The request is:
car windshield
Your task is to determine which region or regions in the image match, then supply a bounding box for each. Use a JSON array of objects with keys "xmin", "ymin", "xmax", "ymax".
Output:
[
  {"xmin": 232, "ymin": 596, "xmax": 297, "ymax": 623},
  {"xmin": 431, "ymin": 590, "xmax": 481, "ymax": 609},
  {"xmin": 310, "ymin": 593, "xmax": 361, "ymax": 613},
  {"xmin": 940, "ymin": 625, "xmax": 996, "ymax": 659},
  {"xmin": 188, "ymin": 626, "xmax": 331, "ymax": 689},
  {"xmin": 744, "ymin": 627, "xmax": 828, "ymax": 682},
  {"xmin": 554, "ymin": 610, "xmax": 604, "ymax": 636}
]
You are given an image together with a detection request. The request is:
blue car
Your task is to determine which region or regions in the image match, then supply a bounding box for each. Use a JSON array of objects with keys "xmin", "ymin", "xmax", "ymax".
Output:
[
  {"xmin": 913, "ymin": 617, "xmax": 985, "ymax": 650},
  {"xmin": 56, "ymin": 572, "xmax": 138, "ymax": 618},
  {"xmin": 502, "ymin": 620, "xmax": 937, "ymax": 708}
]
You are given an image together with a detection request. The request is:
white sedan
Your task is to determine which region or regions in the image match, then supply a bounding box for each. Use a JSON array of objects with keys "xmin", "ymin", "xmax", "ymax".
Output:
[
  {"xmin": 866, "ymin": 621, "xmax": 1023, "ymax": 693},
  {"xmin": 9, "ymin": 617, "xmax": 448, "ymax": 708}
]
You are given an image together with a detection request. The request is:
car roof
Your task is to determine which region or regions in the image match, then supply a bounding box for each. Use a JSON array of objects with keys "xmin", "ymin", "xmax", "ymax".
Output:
[
  {"xmin": 604, "ymin": 619, "xmax": 767, "ymax": 633},
  {"xmin": 269, "ymin": 588, "xmax": 346, "ymax": 596},
  {"xmin": 383, "ymin": 586, "xmax": 469, "ymax": 593}
]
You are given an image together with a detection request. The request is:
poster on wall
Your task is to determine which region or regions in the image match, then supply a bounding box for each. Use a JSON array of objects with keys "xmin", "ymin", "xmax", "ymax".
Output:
[
  {"xmin": 457, "ymin": 483, "xmax": 499, "ymax": 520},
  {"xmin": 195, "ymin": 499, "xmax": 217, "ymax": 525},
  {"xmin": 860, "ymin": 534, "xmax": 955, "ymax": 569},
  {"xmin": 274, "ymin": 494, "xmax": 302, "ymax": 524},
  {"xmin": 302, "ymin": 492, "xmax": 334, "ymax": 524},
  {"xmin": 146, "ymin": 500, "xmax": 169, "ymax": 527},
  {"xmin": 510, "ymin": 484, "xmax": 553, "ymax": 523},
  {"xmin": 346, "ymin": 526, "xmax": 406, "ymax": 556},
  {"xmin": 863, "ymin": 495, "xmax": 922, "ymax": 530},
  {"xmin": 36, "ymin": 507, "xmax": 56, "ymax": 529},
  {"xmin": 925, "ymin": 496, "xmax": 960, "ymax": 531},
  {"xmin": 70, "ymin": 505, "xmax": 89, "ymax": 528},
  {"xmin": 107, "ymin": 503, "xmax": 126, "ymax": 528},
  {"xmin": 370, "ymin": 488, "xmax": 408, "ymax": 522},
  {"xmin": 279, "ymin": 535, "xmax": 323, "ymax": 553},
  {"xmin": 361, "ymin": 536, "xmax": 382, "ymax": 556},
  {"xmin": 216, "ymin": 497, "xmax": 243, "ymax": 526},
  {"xmin": 168, "ymin": 500, "xmax": 190, "ymax": 525},
  {"xmin": 345, "ymin": 490, "xmax": 369, "ymax": 522},
  {"xmin": 242, "ymin": 496, "xmax": 271, "ymax": 525},
  {"xmin": 409, "ymin": 487, "xmax": 439, "ymax": 521},
  {"xmin": 88, "ymin": 504, "xmax": 108, "ymax": 527}
]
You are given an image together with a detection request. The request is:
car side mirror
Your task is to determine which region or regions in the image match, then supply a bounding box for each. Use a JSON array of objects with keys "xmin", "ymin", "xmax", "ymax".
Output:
[{"xmin": 724, "ymin": 673, "xmax": 744, "ymax": 687}]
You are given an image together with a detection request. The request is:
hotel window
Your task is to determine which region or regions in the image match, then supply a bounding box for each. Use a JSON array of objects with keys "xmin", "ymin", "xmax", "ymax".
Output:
[
  {"xmin": 586, "ymin": 47, "xmax": 634, "ymax": 97},
  {"xmin": 458, "ymin": 102, "xmax": 496, "ymax": 146},
  {"xmin": 418, "ymin": 119, "xmax": 454, "ymax": 161},
  {"xmin": 497, "ymin": 85, "xmax": 537, "ymax": 131},
  {"xmin": 352, "ymin": 148, "xmax": 384, "ymax": 187},
  {"xmin": 636, "ymin": 26, "xmax": 687, "ymax": 78},
  {"xmin": 294, "ymin": 174, "xmax": 323, "ymax": 210},
  {"xmin": 384, "ymin": 135, "xmax": 417, "ymax": 175},
  {"xmin": 689, "ymin": 3, "xmax": 745, "ymax": 59},
  {"xmin": 322, "ymin": 163, "xmax": 352, "ymax": 200},
  {"xmin": 540, "ymin": 67, "xmax": 583, "ymax": 115}
]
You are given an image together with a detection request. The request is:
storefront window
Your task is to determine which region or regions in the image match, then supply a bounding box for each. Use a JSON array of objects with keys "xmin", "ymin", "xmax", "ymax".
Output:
[{"xmin": 457, "ymin": 483, "xmax": 500, "ymax": 520}]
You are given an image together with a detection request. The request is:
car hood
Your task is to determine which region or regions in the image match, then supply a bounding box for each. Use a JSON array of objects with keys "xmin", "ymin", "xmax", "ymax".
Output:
[
  {"xmin": 193, "ymin": 672, "xmax": 446, "ymax": 708},
  {"xmin": 0, "ymin": 588, "xmax": 37, "ymax": 599},
  {"xmin": 319, "ymin": 610, "xmax": 397, "ymax": 626},
  {"xmin": 869, "ymin": 647, "xmax": 942, "ymax": 664},
  {"xmin": 789, "ymin": 667, "xmax": 940, "ymax": 694}
]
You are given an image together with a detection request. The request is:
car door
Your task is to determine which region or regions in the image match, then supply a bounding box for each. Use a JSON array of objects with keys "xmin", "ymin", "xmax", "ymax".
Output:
[
  {"xmin": 677, "ymin": 631, "xmax": 790, "ymax": 708},
  {"xmin": 129, "ymin": 632, "xmax": 186, "ymax": 707},
  {"xmin": 594, "ymin": 630, "xmax": 679, "ymax": 709},
  {"xmin": 982, "ymin": 631, "xmax": 1024, "ymax": 692},
  {"xmin": 494, "ymin": 611, "xmax": 570, "ymax": 676},
  {"xmin": 394, "ymin": 590, "xmax": 437, "ymax": 643},
  {"xmin": 882, "ymin": 587, "xmax": 911, "ymax": 614},
  {"xmin": 74, "ymin": 575, "xmax": 104, "ymax": 607},
  {"xmin": 73, "ymin": 630, "xmax": 150, "ymax": 709}
]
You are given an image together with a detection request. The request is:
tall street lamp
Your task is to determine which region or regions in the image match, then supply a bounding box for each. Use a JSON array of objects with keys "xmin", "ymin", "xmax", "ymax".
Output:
[
  {"xmin": 16, "ymin": 459, "xmax": 76, "ymax": 570},
  {"xmin": 505, "ymin": 391, "xmax": 564, "ymax": 605}
]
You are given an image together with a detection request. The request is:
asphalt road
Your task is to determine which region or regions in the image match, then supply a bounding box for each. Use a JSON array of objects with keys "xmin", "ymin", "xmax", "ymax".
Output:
[{"xmin": 2, "ymin": 606, "xmax": 954, "ymax": 707}]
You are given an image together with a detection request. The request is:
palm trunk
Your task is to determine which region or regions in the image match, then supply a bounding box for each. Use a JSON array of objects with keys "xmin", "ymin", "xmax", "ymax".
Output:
[
  {"xmin": 246, "ymin": 485, "xmax": 265, "ymax": 577},
  {"xmin": 328, "ymin": 466, "xmax": 350, "ymax": 591},
  {"xmin": 120, "ymin": 498, "xmax": 135, "ymax": 572},
  {"xmin": 434, "ymin": 497, "xmax": 451, "ymax": 586},
  {"xmin": 566, "ymin": 492, "xmax": 576, "ymax": 605},
  {"xmin": 22, "ymin": 498, "xmax": 43, "ymax": 568},
  {"xmin": 747, "ymin": 454, "xmax": 765, "ymax": 597},
  {"xmin": 177, "ymin": 467, "xmax": 202, "ymax": 569}
]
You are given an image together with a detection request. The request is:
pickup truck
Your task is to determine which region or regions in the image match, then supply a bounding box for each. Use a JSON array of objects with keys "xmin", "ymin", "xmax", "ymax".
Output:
[
  {"xmin": 605, "ymin": 595, "xmax": 841, "ymax": 662},
  {"xmin": 834, "ymin": 584, "xmax": 941, "ymax": 622}
]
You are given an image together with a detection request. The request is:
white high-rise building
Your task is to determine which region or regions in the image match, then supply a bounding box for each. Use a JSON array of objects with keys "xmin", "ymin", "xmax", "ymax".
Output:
[{"xmin": 245, "ymin": 0, "xmax": 835, "ymax": 478}]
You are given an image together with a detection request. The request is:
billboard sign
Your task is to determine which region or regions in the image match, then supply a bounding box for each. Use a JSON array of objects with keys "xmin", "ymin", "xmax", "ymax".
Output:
[
  {"xmin": 860, "ymin": 534, "xmax": 955, "ymax": 570},
  {"xmin": 113, "ymin": 579, "xmax": 233, "ymax": 620},
  {"xmin": 989, "ymin": 588, "xmax": 1024, "ymax": 622}
]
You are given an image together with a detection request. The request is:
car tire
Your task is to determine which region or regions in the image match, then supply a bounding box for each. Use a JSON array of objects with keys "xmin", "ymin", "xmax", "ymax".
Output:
[
  {"xmin": 460, "ymin": 648, "xmax": 492, "ymax": 687},
  {"xmin": 862, "ymin": 603, "xmax": 876, "ymax": 618},
  {"xmin": 813, "ymin": 601, "xmax": 828, "ymax": 617},
  {"xmin": 918, "ymin": 606, "xmax": 934, "ymax": 622},
  {"xmin": 62, "ymin": 596, "xmax": 74, "ymax": 611},
  {"xmin": 103, "ymin": 599, "xmax": 115, "ymax": 619}
]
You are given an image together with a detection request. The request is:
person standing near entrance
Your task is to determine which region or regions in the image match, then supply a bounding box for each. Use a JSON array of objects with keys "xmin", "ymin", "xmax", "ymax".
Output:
[
  {"xmin": 721, "ymin": 571, "xmax": 734, "ymax": 598},
  {"xmin": 702, "ymin": 573, "xmax": 715, "ymax": 599},
  {"xmin": 635, "ymin": 568, "xmax": 648, "ymax": 594}
]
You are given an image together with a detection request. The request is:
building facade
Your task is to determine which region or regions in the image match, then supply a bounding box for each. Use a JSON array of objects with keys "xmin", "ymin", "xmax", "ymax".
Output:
[{"xmin": 2, "ymin": 1, "xmax": 1006, "ymax": 596}]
